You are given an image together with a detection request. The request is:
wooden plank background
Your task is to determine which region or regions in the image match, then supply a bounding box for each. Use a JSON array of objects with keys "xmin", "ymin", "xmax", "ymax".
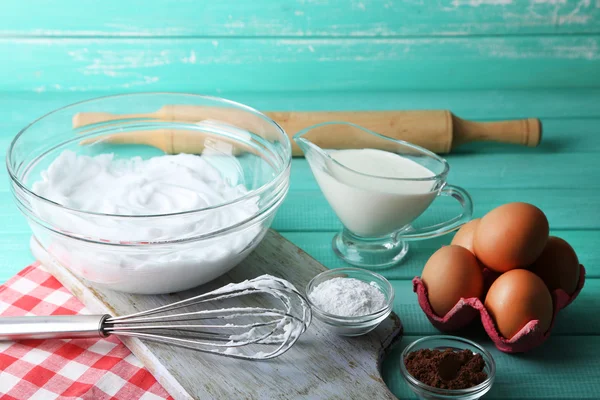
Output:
[
  {"xmin": 1, "ymin": 36, "xmax": 599, "ymax": 92},
  {"xmin": 3, "ymin": 0, "xmax": 600, "ymax": 36},
  {"xmin": 1, "ymin": 1, "xmax": 599, "ymax": 399}
]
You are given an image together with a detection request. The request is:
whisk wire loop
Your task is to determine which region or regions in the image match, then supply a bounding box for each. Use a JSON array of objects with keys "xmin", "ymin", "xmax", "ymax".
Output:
[{"xmin": 104, "ymin": 275, "xmax": 311, "ymax": 360}]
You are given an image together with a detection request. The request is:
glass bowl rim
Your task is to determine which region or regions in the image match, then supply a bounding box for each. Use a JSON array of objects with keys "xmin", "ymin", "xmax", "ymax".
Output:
[
  {"xmin": 399, "ymin": 335, "xmax": 496, "ymax": 396},
  {"xmin": 6, "ymin": 92, "xmax": 292, "ymax": 219},
  {"xmin": 305, "ymin": 267, "xmax": 395, "ymax": 321}
]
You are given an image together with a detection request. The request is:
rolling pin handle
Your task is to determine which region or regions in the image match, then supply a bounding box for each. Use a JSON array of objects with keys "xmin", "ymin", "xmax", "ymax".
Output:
[{"xmin": 451, "ymin": 115, "xmax": 542, "ymax": 149}]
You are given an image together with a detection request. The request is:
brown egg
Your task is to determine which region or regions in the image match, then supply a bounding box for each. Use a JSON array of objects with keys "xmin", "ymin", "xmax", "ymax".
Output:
[
  {"xmin": 451, "ymin": 218, "xmax": 480, "ymax": 253},
  {"xmin": 421, "ymin": 245, "xmax": 484, "ymax": 317},
  {"xmin": 484, "ymin": 269, "xmax": 553, "ymax": 340},
  {"xmin": 530, "ymin": 236, "xmax": 580, "ymax": 295},
  {"xmin": 474, "ymin": 202, "xmax": 549, "ymax": 273}
]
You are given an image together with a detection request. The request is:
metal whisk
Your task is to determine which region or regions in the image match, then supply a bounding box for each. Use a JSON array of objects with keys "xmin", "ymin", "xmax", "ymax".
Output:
[{"xmin": 0, "ymin": 275, "xmax": 312, "ymax": 360}]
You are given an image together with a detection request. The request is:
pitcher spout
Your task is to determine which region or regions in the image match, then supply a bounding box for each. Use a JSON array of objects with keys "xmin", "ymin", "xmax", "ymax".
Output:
[
  {"xmin": 292, "ymin": 135, "xmax": 314, "ymax": 158},
  {"xmin": 292, "ymin": 124, "xmax": 331, "ymax": 161},
  {"xmin": 293, "ymin": 120, "xmax": 427, "ymax": 157}
]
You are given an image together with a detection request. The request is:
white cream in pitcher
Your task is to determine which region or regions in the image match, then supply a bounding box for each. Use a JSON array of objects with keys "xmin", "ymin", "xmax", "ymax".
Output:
[{"xmin": 311, "ymin": 148, "xmax": 437, "ymax": 237}]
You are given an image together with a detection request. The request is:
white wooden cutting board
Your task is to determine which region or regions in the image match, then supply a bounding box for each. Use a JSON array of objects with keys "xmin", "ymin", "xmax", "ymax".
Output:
[{"xmin": 32, "ymin": 230, "xmax": 403, "ymax": 400}]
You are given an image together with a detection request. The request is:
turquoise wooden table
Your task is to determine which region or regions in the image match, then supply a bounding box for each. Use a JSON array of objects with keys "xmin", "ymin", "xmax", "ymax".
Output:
[{"xmin": 1, "ymin": 1, "xmax": 600, "ymax": 398}]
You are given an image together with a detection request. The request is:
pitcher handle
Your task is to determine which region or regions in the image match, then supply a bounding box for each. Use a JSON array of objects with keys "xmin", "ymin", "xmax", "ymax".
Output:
[{"xmin": 396, "ymin": 185, "xmax": 473, "ymax": 240}]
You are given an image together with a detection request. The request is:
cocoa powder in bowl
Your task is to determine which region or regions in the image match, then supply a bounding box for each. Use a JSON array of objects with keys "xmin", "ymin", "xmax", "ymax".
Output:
[{"xmin": 404, "ymin": 348, "xmax": 488, "ymax": 390}]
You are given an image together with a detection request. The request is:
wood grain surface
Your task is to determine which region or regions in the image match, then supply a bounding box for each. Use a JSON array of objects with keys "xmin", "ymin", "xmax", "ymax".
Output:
[
  {"xmin": 1, "ymin": 36, "xmax": 599, "ymax": 93},
  {"xmin": 32, "ymin": 231, "xmax": 402, "ymax": 400},
  {"xmin": 3, "ymin": 0, "xmax": 599, "ymax": 36}
]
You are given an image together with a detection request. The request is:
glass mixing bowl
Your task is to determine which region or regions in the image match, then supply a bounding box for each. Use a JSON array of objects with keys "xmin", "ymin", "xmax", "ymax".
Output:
[{"xmin": 7, "ymin": 93, "xmax": 291, "ymax": 294}]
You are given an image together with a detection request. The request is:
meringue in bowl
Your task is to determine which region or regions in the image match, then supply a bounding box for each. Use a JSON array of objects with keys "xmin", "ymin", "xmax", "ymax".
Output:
[{"xmin": 7, "ymin": 93, "xmax": 291, "ymax": 294}]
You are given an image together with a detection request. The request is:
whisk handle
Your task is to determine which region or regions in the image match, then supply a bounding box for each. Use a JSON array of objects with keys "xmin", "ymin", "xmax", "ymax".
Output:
[{"xmin": 0, "ymin": 315, "xmax": 110, "ymax": 341}]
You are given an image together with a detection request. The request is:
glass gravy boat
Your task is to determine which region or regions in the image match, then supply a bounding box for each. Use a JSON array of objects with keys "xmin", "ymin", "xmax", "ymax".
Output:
[{"xmin": 293, "ymin": 122, "xmax": 473, "ymax": 268}]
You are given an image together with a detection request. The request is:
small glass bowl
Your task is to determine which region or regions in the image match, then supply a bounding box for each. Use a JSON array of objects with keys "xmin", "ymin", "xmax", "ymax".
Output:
[
  {"xmin": 305, "ymin": 267, "xmax": 394, "ymax": 336},
  {"xmin": 399, "ymin": 336, "xmax": 496, "ymax": 400}
]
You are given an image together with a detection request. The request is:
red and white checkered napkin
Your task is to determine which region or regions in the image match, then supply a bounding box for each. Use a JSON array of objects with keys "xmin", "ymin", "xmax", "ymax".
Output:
[{"xmin": 0, "ymin": 263, "xmax": 172, "ymax": 400}]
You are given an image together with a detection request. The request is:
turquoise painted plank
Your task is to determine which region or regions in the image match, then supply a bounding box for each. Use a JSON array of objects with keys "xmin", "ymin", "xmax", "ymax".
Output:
[
  {"xmin": 274, "ymin": 189, "xmax": 600, "ymax": 231},
  {"xmin": 0, "ymin": 233, "xmax": 34, "ymax": 283},
  {"xmin": 233, "ymin": 89, "xmax": 600, "ymax": 120},
  {"xmin": 3, "ymin": 118, "xmax": 600, "ymax": 175},
  {"xmin": 0, "ymin": 186, "xmax": 597, "ymax": 234},
  {"xmin": 4, "ymin": 115, "xmax": 600, "ymax": 156},
  {"xmin": 387, "ymin": 279, "xmax": 597, "ymax": 336},
  {"xmin": 0, "ymin": 200, "xmax": 29, "ymax": 230},
  {"xmin": 5, "ymin": 140, "xmax": 599, "ymax": 191},
  {"xmin": 1, "ymin": 206, "xmax": 596, "ymax": 281},
  {"xmin": 281, "ymin": 230, "xmax": 600, "ymax": 279},
  {"xmin": 2, "ymin": 0, "xmax": 599, "ymax": 37},
  {"xmin": 1, "ymin": 187, "xmax": 597, "ymax": 233},
  {"xmin": 3, "ymin": 90, "xmax": 600, "ymax": 122},
  {"xmin": 289, "ymin": 153, "xmax": 600, "ymax": 191},
  {"xmin": 2, "ymin": 36, "xmax": 600, "ymax": 93},
  {"xmin": 383, "ymin": 335, "xmax": 600, "ymax": 399}
]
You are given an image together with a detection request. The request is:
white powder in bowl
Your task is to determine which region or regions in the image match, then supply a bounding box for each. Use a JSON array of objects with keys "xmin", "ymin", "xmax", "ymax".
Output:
[{"xmin": 309, "ymin": 277, "xmax": 387, "ymax": 317}]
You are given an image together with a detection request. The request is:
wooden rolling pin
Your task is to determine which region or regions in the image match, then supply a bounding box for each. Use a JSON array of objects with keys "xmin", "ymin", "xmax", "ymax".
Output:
[{"xmin": 73, "ymin": 106, "xmax": 541, "ymax": 156}]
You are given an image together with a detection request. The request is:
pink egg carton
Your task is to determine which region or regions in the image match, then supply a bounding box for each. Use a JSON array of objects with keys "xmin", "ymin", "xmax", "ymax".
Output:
[{"xmin": 412, "ymin": 264, "xmax": 586, "ymax": 353}]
